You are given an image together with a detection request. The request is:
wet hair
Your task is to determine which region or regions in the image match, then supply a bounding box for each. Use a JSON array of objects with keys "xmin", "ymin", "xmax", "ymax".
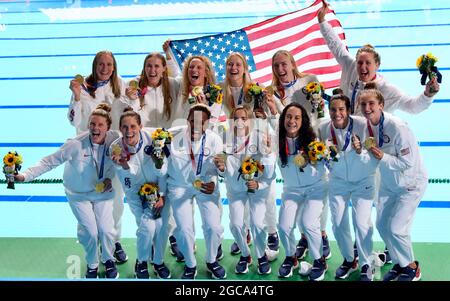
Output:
[
  {"xmin": 181, "ymin": 56, "xmax": 216, "ymax": 103},
  {"xmin": 356, "ymin": 44, "xmax": 381, "ymax": 65},
  {"xmin": 270, "ymin": 50, "xmax": 310, "ymax": 104},
  {"xmin": 138, "ymin": 52, "xmax": 173, "ymax": 120},
  {"xmin": 358, "ymin": 81, "xmax": 385, "ymax": 105},
  {"xmin": 222, "ymin": 52, "xmax": 252, "ymax": 112},
  {"xmin": 119, "ymin": 106, "xmax": 141, "ymax": 127},
  {"xmin": 328, "ymin": 88, "xmax": 351, "ymax": 111},
  {"xmin": 85, "ymin": 50, "xmax": 121, "ymax": 99},
  {"xmin": 90, "ymin": 103, "xmax": 112, "ymax": 129},
  {"xmin": 278, "ymin": 103, "xmax": 316, "ymax": 167},
  {"xmin": 188, "ymin": 103, "xmax": 211, "ymax": 120}
]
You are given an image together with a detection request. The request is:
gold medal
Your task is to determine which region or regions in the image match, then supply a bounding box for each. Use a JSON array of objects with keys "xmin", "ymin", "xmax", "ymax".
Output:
[
  {"xmin": 129, "ymin": 79, "xmax": 139, "ymax": 90},
  {"xmin": 293, "ymin": 154, "xmax": 307, "ymax": 168},
  {"xmin": 264, "ymin": 85, "xmax": 274, "ymax": 96},
  {"xmin": 74, "ymin": 74, "xmax": 84, "ymax": 85},
  {"xmin": 112, "ymin": 144, "xmax": 122, "ymax": 156},
  {"xmin": 193, "ymin": 179, "xmax": 202, "ymax": 190},
  {"xmin": 95, "ymin": 182, "xmax": 105, "ymax": 193},
  {"xmin": 364, "ymin": 137, "xmax": 376, "ymax": 150},
  {"xmin": 191, "ymin": 86, "xmax": 203, "ymax": 97}
]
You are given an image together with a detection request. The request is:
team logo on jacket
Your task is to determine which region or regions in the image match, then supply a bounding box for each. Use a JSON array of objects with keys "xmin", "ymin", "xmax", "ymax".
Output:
[
  {"xmin": 249, "ymin": 144, "xmax": 257, "ymax": 153},
  {"xmin": 383, "ymin": 134, "xmax": 391, "ymax": 144},
  {"xmin": 203, "ymin": 147, "xmax": 210, "ymax": 156}
]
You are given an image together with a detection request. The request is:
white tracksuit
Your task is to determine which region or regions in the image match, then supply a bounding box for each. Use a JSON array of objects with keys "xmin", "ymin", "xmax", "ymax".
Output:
[
  {"xmin": 369, "ymin": 113, "xmax": 427, "ymax": 267},
  {"xmin": 167, "ymin": 126, "xmax": 224, "ymax": 268},
  {"xmin": 222, "ymin": 85, "xmax": 279, "ymax": 235},
  {"xmin": 277, "ymin": 137, "xmax": 328, "ymax": 261},
  {"xmin": 68, "ymin": 76, "xmax": 128, "ymax": 243},
  {"xmin": 319, "ymin": 21, "xmax": 434, "ymax": 116},
  {"xmin": 273, "ymin": 74, "xmax": 330, "ymax": 131},
  {"xmin": 122, "ymin": 77, "xmax": 183, "ymax": 129},
  {"xmin": 319, "ymin": 116, "xmax": 379, "ymax": 266},
  {"xmin": 273, "ymin": 76, "xmax": 331, "ymax": 234},
  {"xmin": 220, "ymin": 131, "xmax": 276, "ymax": 259},
  {"xmin": 21, "ymin": 131, "xmax": 119, "ymax": 268},
  {"xmin": 110, "ymin": 129, "xmax": 169, "ymax": 265}
]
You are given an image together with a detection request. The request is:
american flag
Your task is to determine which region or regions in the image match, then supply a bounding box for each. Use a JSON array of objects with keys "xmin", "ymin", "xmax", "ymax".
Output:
[{"xmin": 169, "ymin": 0, "xmax": 346, "ymax": 89}]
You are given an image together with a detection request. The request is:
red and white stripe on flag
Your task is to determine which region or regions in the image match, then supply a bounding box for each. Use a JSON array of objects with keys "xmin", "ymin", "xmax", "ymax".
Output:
[{"xmin": 244, "ymin": 0, "xmax": 346, "ymax": 89}]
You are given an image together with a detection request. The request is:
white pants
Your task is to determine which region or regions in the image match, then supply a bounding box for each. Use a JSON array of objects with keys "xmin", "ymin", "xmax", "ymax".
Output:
[
  {"xmin": 278, "ymin": 181, "xmax": 327, "ymax": 260},
  {"xmin": 127, "ymin": 197, "xmax": 164, "ymax": 263},
  {"xmin": 112, "ymin": 175, "xmax": 125, "ymax": 242},
  {"xmin": 170, "ymin": 187, "xmax": 223, "ymax": 268},
  {"xmin": 264, "ymin": 180, "xmax": 278, "ymax": 234},
  {"xmin": 235, "ymin": 179, "xmax": 276, "ymax": 240},
  {"xmin": 296, "ymin": 196, "xmax": 328, "ymax": 234},
  {"xmin": 229, "ymin": 190, "xmax": 268, "ymax": 259},
  {"xmin": 329, "ymin": 176, "xmax": 375, "ymax": 266},
  {"xmin": 376, "ymin": 180, "xmax": 427, "ymax": 267},
  {"xmin": 69, "ymin": 199, "xmax": 115, "ymax": 267}
]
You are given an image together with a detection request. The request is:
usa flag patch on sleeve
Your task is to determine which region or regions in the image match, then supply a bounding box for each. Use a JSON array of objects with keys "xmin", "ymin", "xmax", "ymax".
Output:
[{"xmin": 400, "ymin": 148, "xmax": 410, "ymax": 156}]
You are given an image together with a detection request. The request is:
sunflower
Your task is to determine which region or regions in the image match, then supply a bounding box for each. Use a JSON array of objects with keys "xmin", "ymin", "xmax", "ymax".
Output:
[
  {"xmin": 308, "ymin": 150, "xmax": 318, "ymax": 162},
  {"xmin": 139, "ymin": 183, "xmax": 158, "ymax": 195},
  {"xmin": 315, "ymin": 142, "xmax": 326, "ymax": 155},
  {"xmin": 416, "ymin": 55, "xmax": 423, "ymax": 68},
  {"xmin": 3, "ymin": 153, "xmax": 15, "ymax": 167},
  {"xmin": 305, "ymin": 82, "xmax": 317, "ymax": 93},
  {"xmin": 216, "ymin": 93, "xmax": 223, "ymax": 104},
  {"xmin": 241, "ymin": 161, "xmax": 254, "ymax": 174}
]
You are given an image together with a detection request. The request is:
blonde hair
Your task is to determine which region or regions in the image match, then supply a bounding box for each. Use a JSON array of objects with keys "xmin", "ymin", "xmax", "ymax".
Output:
[
  {"xmin": 138, "ymin": 52, "xmax": 172, "ymax": 120},
  {"xmin": 356, "ymin": 44, "xmax": 381, "ymax": 65},
  {"xmin": 90, "ymin": 103, "xmax": 112, "ymax": 129},
  {"xmin": 271, "ymin": 50, "xmax": 308, "ymax": 104},
  {"xmin": 181, "ymin": 56, "xmax": 216, "ymax": 103},
  {"xmin": 223, "ymin": 52, "xmax": 252, "ymax": 113},
  {"xmin": 86, "ymin": 50, "xmax": 121, "ymax": 99}
]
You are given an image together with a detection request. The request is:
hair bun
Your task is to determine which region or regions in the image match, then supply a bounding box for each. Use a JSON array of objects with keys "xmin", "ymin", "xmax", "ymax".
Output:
[
  {"xmin": 332, "ymin": 88, "xmax": 344, "ymax": 95},
  {"xmin": 122, "ymin": 106, "xmax": 135, "ymax": 113},
  {"xmin": 95, "ymin": 103, "xmax": 111, "ymax": 112},
  {"xmin": 363, "ymin": 81, "xmax": 378, "ymax": 90}
]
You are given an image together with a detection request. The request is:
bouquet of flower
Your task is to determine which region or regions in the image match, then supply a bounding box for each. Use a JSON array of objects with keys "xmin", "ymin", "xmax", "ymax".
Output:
[
  {"xmin": 307, "ymin": 140, "xmax": 332, "ymax": 165},
  {"xmin": 416, "ymin": 53, "xmax": 442, "ymax": 92},
  {"xmin": 237, "ymin": 156, "xmax": 264, "ymax": 193},
  {"xmin": 303, "ymin": 81, "xmax": 326, "ymax": 119},
  {"xmin": 138, "ymin": 183, "xmax": 161, "ymax": 219},
  {"xmin": 3, "ymin": 151, "xmax": 23, "ymax": 189},
  {"xmin": 204, "ymin": 84, "xmax": 223, "ymax": 107},
  {"xmin": 246, "ymin": 83, "xmax": 265, "ymax": 111},
  {"xmin": 147, "ymin": 128, "xmax": 172, "ymax": 169}
]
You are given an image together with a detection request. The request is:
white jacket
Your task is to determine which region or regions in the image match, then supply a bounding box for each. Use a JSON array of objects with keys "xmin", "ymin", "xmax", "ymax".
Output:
[
  {"xmin": 122, "ymin": 77, "xmax": 183, "ymax": 129},
  {"xmin": 68, "ymin": 76, "xmax": 129, "ymax": 132},
  {"xmin": 277, "ymin": 137, "xmax": 328, "ymax": 190},
  {"xmin": 110, "ymin": 128, "xmax": 168, "ymax": 202},
  {"xmin": 220, "ymin": 130, "xmax": 276, "ymax": 193},
  {"xmin": 368, "ymin": 112, "xmax": 427, "ymax": 192},
  {"xmin": 320, "ymin": 21, "xmax": 433, "ymax": 115},
  {"xmin": 22, "ymin": 131, "xmax": 119, "ymax": 202},
  {"xmin": 318, "ymin": 116, "xmax": 378, "ymax": 182},
  {"xmin": 167, "ymin": 126, "xmax": 223, "ymax": 190}
]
